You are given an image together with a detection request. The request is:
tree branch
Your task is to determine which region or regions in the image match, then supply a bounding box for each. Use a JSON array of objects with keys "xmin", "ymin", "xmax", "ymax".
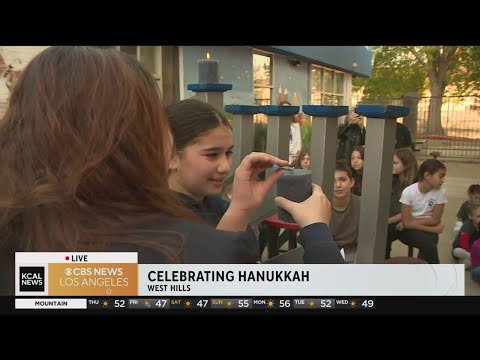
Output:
[{"xmin": 408, "ymin": 46, "xmax": 428, "ymax": 69}]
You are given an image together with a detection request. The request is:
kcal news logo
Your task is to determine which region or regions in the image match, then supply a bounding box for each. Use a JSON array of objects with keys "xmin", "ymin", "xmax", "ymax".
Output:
[{"xmin": 19, "ymin": 266, "xmax": 45, "ymax": 292}]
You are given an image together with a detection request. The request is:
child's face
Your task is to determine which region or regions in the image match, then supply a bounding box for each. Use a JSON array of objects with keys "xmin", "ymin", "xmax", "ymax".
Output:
[
  {"xmin": 300, "ymin": 153, "xmax": 311, "ymax": 170},
  {"xmin": 351, "ymin": 151, "xmax": 364, "ymax": 171},
  {"xmin": 333, "ymin": 170, "xmax": 355, "ymax": 200},
  {"xmin": 169, "ymin": 125, "xmax": 233, "ymax": 201},
  {"xmin": 469, "ymin": 208, "xmax": 480, "ymax": 227},
  {"xmin": 468, "ymin": 193, "xmax": 480, "ymax": 205},
  {"xmin": 425, "ymin": 169, "xmax": 446, "ymax": 189},
  {"xmin": 392, "ymin": 155, "xmax": 404, "ymax": 175}
]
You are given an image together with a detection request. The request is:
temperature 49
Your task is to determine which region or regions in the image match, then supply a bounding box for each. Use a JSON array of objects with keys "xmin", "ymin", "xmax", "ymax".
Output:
[{"xmin": 361, "ymin": 299, "xmax": 375, "ymax": 308}]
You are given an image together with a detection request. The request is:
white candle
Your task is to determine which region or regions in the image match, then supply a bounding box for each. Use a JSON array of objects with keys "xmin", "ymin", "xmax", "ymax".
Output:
[{"xmin": 198, "ymin": 53, "xmax": 219, "ymax": 83}]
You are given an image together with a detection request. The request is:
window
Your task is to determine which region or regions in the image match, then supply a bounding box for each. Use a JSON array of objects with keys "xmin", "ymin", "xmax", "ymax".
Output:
[
  {"xmin": 311, "ymin": 67, "xmax": 322, "ymax": 104},
  {"xmin": 253, "ymin": 52, "xmax": 272, "ymax": 123},
  {"xmin": 310, "ymin": 65, "xmax": 345, "ymax": 106}
]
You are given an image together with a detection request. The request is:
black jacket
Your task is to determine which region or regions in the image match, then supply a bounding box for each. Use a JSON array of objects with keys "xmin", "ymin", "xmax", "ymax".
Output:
[
  {"xmin": 175, "ymin": 192, "xmax": 259, "ymax": 249},
  {"xmin": 130, "ymin": 218, "xmax": 343, "ymax": 264},
  {"xmin": 395, "ymin": 122, "xmax": 412, "ymax": 149},
  {"xmin": 336, "ymin": 123, "xmax": 366, "ymax": 161}
]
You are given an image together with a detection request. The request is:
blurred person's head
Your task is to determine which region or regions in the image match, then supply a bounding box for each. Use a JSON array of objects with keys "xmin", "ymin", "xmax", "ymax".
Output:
[
  {"xmin": 166, "ymin": 99, "xmax": 233, "ymax": 202},
  {"xmin": 467, "ymin": 184, "xmax": 480, "ymax": 205},
  {"xmin": 468, "ymin": 203, "xmax": 480, "ymax": 227},
  {"xmin": 418, "ymin": 159, "xmax": 447, "ymax": 189},
  {"xmin": 350, "ymin": 145, "xmax": 365, "ymax": 172},
  {"xmin": 295, "ymin": 111, "xmax": 306, "ymax": 126},
  {"xmin": 0, "ymin": 46, "xmax": 194, "ymax": 257},
  {"xmin": 297, "ymin": 146, "xmax": 311, "ymax": 170},
  {"xmin": 333, "ymin": 161, "xmax": 355, "ymax": 201},
  {"xmin": 345, "ymin": 109, "xmax": 363, "ymax": 125},
  {"xmin": 279, "ymin": 100, "xmax": 305, "ymax": 125},
  {"xmin": 393, "ymin": 148, "xmax": 418, "ymax": 189}
]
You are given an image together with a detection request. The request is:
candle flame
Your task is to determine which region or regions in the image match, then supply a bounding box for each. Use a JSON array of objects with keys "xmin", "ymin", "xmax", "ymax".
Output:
[{"xmin": 206, "ymin": 52, "xmax": 210, "ymax": 59}]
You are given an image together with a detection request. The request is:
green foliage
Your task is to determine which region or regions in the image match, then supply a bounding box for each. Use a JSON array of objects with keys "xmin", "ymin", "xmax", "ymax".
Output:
[
  {"xmin": 301, "ymin": 116, "xmax": 312, "ymax": 148},
  {"xmin": 355, "ymin": 46, "xmax": 480, "ymax": 135},
  {"xmin": 254, "ymin": 122, "xmax": 267, "ymax": 152},
  {"xmin": 355, "ymin": 46, "xmax": 480, "ymax": 100},
  {"xmin": 449, "ymin": 46, "xmax": 480, "ymax": 95},
  {"xmin": 353, "ymin": 46, "xmax": 426, "ymax": 101}
]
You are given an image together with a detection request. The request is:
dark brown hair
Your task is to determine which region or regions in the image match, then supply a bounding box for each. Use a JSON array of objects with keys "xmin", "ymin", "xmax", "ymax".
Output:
[
  {"xmin": 468, "ymin": 184, "xmax": 480, "ymax": 195},
  {"xmin": 394, "ymin": 148, "xmax": 418, "ymax": 190},
  {"xmin": 418, "ymin": 159, "xmax": 447, "ymax": 181},
  {"xmin": 0, "ymin": 46, "xmax": 196, "ymax": 259},
  {"xmin": 295, "ymin": 146, "xmax": 311, "ymax": 169},
  {"xmin": 166, "ymin": 99, "xmax": 231, "ymax": 152},
  {"xmin": 335, "ymin": 160, "xmax": 353, "ymax": 178}
]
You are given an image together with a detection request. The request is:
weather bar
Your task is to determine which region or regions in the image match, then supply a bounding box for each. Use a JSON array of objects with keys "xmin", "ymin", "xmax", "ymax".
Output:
[
  {"xmin": 14, "ymin": 297, "xmax": 375, "ymax": 310},
  {"xmin": 88, "ymin": 297, "xmax": 375, "ymax": 310}
]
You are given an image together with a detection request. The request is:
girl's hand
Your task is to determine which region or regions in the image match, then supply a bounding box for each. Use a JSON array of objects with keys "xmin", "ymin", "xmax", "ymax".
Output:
[
  {"xmin": 229, "ymin": 152, "xmax": 288, "ymax": 215},
  {"xmin": 275, "ymin": 184, "xmax": 331, "ymax": 228}
]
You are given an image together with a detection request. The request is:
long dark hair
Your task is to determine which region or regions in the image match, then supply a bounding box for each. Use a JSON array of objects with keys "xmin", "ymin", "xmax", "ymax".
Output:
[
  {"xmin": 350, "ymin": 145, "xmax": 364, "ymax": 196},
  {"xmin": 394, "ymin": 148, "xmax": 418, "ymax": 190},
  {"xmin": 166, "ymin": 99, "xmax": 231, "ymax": 152},
  {"xmin": 0, "ymin": 46, "xmax": 196, "ymax": 259},
  {"xmin": 295, "ymin": 146, "xmax": 311, "ymax": 169}
]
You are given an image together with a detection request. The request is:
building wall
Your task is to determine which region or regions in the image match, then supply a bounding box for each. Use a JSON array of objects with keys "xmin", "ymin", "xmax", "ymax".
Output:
[
  {"xmin": 181, "ymin": 46, "xmax": 254, "ymax": 106},
  {"xmin": 272, "ymin": 54, "xmax": 309, "ymax": 106},
  {"xmin": 181, "ymin": 46, "xmax": 354, "ymax": 110},
  {"xmin": 266, "ymin": 46, "xmax": 372, "ymax": 77},
  {"xmin": 181, "ymin": 46, "xmax": 313, "ymax": 107},
  {"xmin": 0, "ymin": 46, "xmax": 359, "ymax": 116}
]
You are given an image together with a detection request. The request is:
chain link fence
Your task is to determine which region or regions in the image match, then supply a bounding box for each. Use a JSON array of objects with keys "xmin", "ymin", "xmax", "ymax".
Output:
[
  {"xmin": 416, "ymin": 96, "xmax": 480, "ymax": 160},
  {"xmin": 354, "ymin": 95, "xmax": 480, "ymax": 161}
]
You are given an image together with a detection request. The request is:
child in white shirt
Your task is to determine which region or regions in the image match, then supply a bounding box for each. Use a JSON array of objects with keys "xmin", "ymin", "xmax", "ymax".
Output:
[{"xmin": 398, "ymin": 159, "xmax": 447, "ymax": 263}]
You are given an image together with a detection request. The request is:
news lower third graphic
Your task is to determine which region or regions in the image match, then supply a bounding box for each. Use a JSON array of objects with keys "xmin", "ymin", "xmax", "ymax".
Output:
[{"xmin": 15, "ymin": 252, "xmax": 465, "ymax": 301}]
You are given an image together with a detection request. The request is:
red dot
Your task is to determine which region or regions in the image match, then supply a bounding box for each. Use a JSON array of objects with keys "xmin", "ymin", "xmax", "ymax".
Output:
[{"xmin": 65, "ymin": 256, "xmax": 70, "ymax": 261}]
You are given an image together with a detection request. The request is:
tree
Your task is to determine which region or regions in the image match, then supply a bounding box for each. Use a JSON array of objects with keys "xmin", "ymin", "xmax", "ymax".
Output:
[
  {"xmin": 354, "ymin": 46, "xmax": 480, "ymax": 135},
  {"xmin": 354, "ymin": 47, "xmax": 425, "ymax": 101}
]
